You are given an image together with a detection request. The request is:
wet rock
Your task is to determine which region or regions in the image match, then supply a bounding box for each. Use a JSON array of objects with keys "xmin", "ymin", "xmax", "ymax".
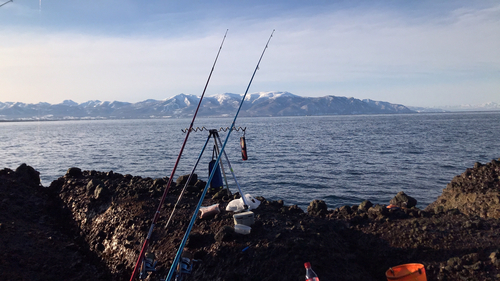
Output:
[
  {"xmin": 286, "ymin": 204, "xmax": 304, "ymax": 214},
  {"xmin": 491, "ymin": 251, "xmax": 500, "ymax": 268},
  {"xmin": 463, "ymin": 220, "xmax": 483, "ymax": 230},
  {"xmin": 153, "ymin": 178, "xmax": 165, "ymax": 187},
  {"xmin": 15, "ymin": 163, "xmax": 40, "ymax": 186},
  {"xmin": 359, "ymin": 200, "xmax": 373, "ymax": 211},
  {"xmin": 307, "ymin": 199, "xmax": 327, "ymax": 216},
  {"xmin": 447, "ymin": 256, "xmax": 462, "ymax": 268},
  {"xmin": 265, "ymin": 199, "xmax": 284, "ymax": 208},
  {"xmin": 0, "ymin": 165, "xmax": 110, "ymax": 280},
  {"xmin": 390, "ymin": 191, "xmax": 417, "ymax": 208},
  {"xmin": 426, "ymin": 158, "xmax": 500, "ymax": 219},
  {"xmin": 338, "ymin": 205, "xmax": 352, "ymax": 216},
  {"xmin": 86, "ymin": 179, "xmax": 103, "ymax": 196},
  {"xmin": 464, "ymin": 261, "xmax": 483, "ymax": 271},
  {"xmin": 176, "ymin": 174, "xmax": 198, "ymax": 186},
  {"xmin": 368, "ymin": 204, "xmax": 388, "ymax": 217},
  {"xmin": 94, "ymin": 184, "xmax": 108, "ymax": 200},
  {"xmin": 434, "ymin": 205, "xmax": 445, "ymax": 214},
  {"xmin": 212, "ymin": 188, "xmax": 230, "ymax": 200},
  {"xmin": 66, "ymin": 167, "xmax": 82, "ymax": 178},
  {"xmin": 194, "ymin": 180, "xmax": 205, "ymax": 189},
  {"xmin": 185, "ymin": 184, "xmax": 200, "ymax": 192}
]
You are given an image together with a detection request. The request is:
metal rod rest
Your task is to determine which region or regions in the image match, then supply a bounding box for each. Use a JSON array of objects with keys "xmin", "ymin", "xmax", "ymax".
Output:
[{"xmin": 182, "ymin": 126, "xmax": 246, "ymax": 133}]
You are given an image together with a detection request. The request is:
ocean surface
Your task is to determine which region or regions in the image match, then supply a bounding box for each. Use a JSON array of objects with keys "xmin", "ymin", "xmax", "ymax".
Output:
[{"xmin": 1, "ymin": 112, "xmax": 499, "ymax": 210}]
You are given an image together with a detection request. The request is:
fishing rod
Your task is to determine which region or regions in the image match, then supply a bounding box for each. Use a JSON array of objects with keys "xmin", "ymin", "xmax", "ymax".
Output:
[
  {"xmin": 0, "ymin": 0, "xmax": 13, "ymax": 8},
  {"xmin": 129, "ymin": 29, "xmax": 228, "ymax": 281},
  {"xmin": 165, "ymin": 29, "xmax": 275, "ymax": 281}
]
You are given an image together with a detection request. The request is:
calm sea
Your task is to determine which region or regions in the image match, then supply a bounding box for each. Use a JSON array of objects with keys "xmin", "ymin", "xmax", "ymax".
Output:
[{"xmin": 1, "ymin": 112, "xmax": 499, "ymax": 210}]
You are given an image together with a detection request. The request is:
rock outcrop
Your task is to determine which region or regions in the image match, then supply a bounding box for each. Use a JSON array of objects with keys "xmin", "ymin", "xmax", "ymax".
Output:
[
  {"xmin": 0, "ymin": 165, "xmax": 110, "ymax": 280},
  {"xmin": 426, "ymin": 158, "xmax": 500, "ymax": 218}
]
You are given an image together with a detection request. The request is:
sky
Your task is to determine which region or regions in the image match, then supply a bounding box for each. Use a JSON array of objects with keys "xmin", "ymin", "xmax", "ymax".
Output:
[{"xmin": 0, "ymin": 0, "xmax": 499, "ymax": 107}]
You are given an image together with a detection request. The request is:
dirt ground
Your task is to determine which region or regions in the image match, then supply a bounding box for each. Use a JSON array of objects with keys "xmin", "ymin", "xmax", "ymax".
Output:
[{"xmin": 1, "ymin": 159, "xmax": 499, "ymax": 281}]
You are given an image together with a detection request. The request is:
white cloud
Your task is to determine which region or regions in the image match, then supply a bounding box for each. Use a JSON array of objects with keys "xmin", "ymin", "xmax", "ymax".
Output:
[
  {"xmin": 1, "ymin": 2, "xmax": 499, "ymax": 106},
  {"xmin": 0, "ymin": 32, "xmax": 230, "ymax": 103}
]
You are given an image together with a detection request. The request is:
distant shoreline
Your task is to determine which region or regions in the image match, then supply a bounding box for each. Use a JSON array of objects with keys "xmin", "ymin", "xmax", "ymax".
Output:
[{"xmin": 1, "ymin": 110, "xmax": 500, "ymax": 123}]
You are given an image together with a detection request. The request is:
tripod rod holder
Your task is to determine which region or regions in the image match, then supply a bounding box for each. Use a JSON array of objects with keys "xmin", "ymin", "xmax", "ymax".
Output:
[{"xmin": 182, "ymin": 126, "xmax": 246, "ymax": 134}]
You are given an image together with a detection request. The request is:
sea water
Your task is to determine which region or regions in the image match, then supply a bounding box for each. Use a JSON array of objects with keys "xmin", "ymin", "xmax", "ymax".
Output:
[{"xmin": 1, "ymin": 112, "xmax": 499, "ymax": 210}]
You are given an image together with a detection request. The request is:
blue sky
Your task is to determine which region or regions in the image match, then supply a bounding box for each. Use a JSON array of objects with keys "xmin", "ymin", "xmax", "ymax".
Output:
[{"xmin": 0, "ymin": 0, "xmax": 499, "ymax": 107}]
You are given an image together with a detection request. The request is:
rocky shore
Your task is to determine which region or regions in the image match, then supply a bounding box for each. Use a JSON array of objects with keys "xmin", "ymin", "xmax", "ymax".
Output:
[{"xmin": 1, "ymin": 159, "xmax": 500, "ymax": 280}]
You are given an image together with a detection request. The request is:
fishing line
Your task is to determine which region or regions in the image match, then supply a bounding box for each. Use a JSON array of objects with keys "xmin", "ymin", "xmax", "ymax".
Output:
[
  {"xmin": 0, "ymin": 0, "xmax": 13, "ymax": 8},
  {"xmin": 162, "ymin": 134, "xmax": 211, "ymax": 238},
  {"xmin": 129, "ymin": 29, "xmax": 228, "ymax": 281},
  {"xmin": 165, "ymin": 29, "xmax": 275, "ymax": 281}
]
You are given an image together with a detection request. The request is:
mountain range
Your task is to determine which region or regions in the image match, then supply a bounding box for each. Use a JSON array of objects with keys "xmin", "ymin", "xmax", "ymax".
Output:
[
  {"xmin": 0, "ymin": 91, "xmax": 416, "ymax": 121},
  {"xmin": 408, "ymin": 102, "xmax": 500, "ymax": 113}
]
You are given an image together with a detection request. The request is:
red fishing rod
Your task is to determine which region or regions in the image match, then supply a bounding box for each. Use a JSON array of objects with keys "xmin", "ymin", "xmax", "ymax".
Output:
[
  {"xmin": 165, "ymin": 29, "xmax": 275, "ymax": 281},
  {"xmin": 130, "ymin": 29, "xmax": 228, "ymax": 281}
]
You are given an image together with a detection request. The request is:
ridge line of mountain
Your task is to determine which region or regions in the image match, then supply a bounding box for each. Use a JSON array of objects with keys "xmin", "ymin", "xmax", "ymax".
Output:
[{"xmin": 0, "ymin": 91, "xmax": 420, "ymax": 120}]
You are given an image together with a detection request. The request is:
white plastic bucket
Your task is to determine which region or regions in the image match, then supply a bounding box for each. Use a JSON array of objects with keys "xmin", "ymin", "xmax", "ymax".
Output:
[{"xmin": 234, "ymin": 224, "xmax": 251, "ymax": 235}]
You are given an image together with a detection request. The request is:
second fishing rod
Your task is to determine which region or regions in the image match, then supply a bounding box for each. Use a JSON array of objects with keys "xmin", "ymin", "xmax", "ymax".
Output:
[
  {"xmin": 165, "ymin": 29, "xmax": 275, "ymax": 281},
  {"xmin": 130, "ymin": 29, "xmax": 228, "ymax": 281}
]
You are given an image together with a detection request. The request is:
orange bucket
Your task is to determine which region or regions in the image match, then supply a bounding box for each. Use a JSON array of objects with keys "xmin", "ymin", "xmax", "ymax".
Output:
[{"xmin": 386, "ymin": 263, "xmax": 427, "ymax": 281}]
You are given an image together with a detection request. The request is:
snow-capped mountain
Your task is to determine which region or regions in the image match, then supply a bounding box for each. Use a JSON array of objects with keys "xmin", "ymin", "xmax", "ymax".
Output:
[
  {"xmin": 438, "ymin": 102, "xmax": 500, "ymax": 112},
  {"xmin": 408, "ymin": 101, "xmax": 500, "ymax": 113},
  {"xmin": 0, "ymin": 92, "xmax": 415, "ymax": 120}
]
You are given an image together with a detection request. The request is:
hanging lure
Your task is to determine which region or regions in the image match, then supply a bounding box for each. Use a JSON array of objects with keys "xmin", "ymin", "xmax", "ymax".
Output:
[{"xmin": 240, "ymin": 133, "xmax": 248, "ymax": 161}]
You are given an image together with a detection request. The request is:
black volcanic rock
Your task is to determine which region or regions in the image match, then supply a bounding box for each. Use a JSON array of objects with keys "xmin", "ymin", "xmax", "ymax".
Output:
[
  {"xmin": 2, "ymin": 160, "xmax": 500, "ymax": 280},
  {"xmin": 389, "ymin": 191, "xmax": 418, "ymax": 208},
  {"xmin": 425, "ymin": 158, "xmax": 500, "ymax": 218}
]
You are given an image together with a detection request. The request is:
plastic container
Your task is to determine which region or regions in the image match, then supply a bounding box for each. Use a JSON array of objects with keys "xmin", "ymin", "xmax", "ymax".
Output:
[
  {"xmin": 234, "ymin": 224, "xmax": 251, "ymax": 235},
  {"xmin": 233, "ymin": 211, "xmax": 254, "ymax": 226},
  {"xmin": 386, "ymin": 263, "xmax": 427, "ymax": 281},
  {"xmin": 199, "ymin": 204, "xmax": 220, "ymax": 219},
  {"xmin": 304, "ymin": 262, "xmax": 319, "ymax": 281}
]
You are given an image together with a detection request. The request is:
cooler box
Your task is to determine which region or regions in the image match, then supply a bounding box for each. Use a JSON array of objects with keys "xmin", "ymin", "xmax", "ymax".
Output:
[{"xmin": 233, "ymin": 211, "xmax": 254, "ymax": 226}]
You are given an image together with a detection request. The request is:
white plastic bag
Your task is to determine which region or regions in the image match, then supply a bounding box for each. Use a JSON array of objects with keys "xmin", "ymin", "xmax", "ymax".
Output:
[
  {"xmin": 243, "ymin": 194, "xmax": 260, "ymax": 210},
  {"xmin": 226, "ymin": 194, "xmax": 260, "ymax": 212},
  {"xmin": 226, "ymin": 198, "xmax": 245, "ymax": 212}
]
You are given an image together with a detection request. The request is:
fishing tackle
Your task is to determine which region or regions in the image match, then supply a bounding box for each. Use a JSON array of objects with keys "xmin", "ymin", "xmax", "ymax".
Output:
[
  {"xmin": 165, "ymin": 29, "xmax": 275, "ymax": 281},
  {"xmin": 161, "ymin": 128, "xmax": 245, "ymax": 249},
  {"xmin": 240, "ymin": 133, "xmax": 248, "ymax": 161},
  {"xmin": 129, "ymin": 29, "xmax": 228, "ymax": 281}
]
